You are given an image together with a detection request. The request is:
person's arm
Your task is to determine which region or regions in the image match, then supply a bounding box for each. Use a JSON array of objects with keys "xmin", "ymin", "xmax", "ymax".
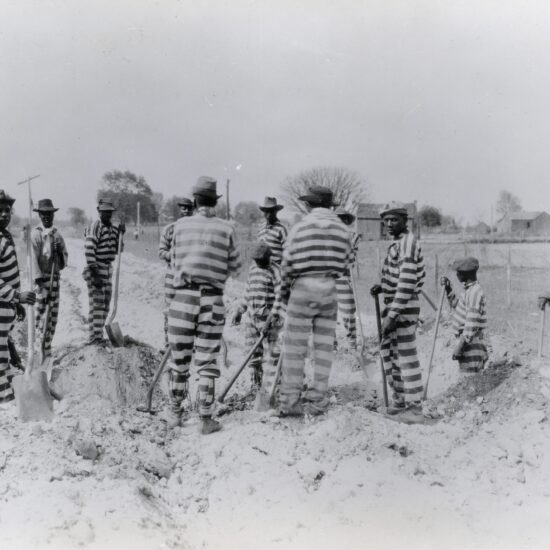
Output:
[
  {"xmin": 462, "ymin": 287, "xmax": 485, "ymax": 344},
  {"xmin": 30, "ymin": 229, "xmax": 45, "ymax": 283},
  {"xmin": 54, "ymin": 231, "xmax": 68, "ymax": 271},
  {"xmin": 441, "ymin": 277, "xmax": 459, "ymax": 309},
  {"xmin": 227, "ymin": 227, "xmax": 242, "ymax": 278},
  {"xmin": 84, "ymin": 222, "xmax": 99, "ymax": 269},
  {"xmin": 158, "ymin": 225, "xmax": 172, "ymax": 264}
]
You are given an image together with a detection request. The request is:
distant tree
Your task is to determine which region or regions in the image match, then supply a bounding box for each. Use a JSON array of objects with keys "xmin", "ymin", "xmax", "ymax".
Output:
[
  {"xmin": 441, "ymin": 214, "xmax": 457, "ymax": 229},
  {"xmin": 496, "ymin": 190, "xmax": 522, "ymax": 218},
  {"xmin": 280, "ymin": 167, "xmax": 367, "ymax": 215},
  {"xmin": 419, "ymin": 205, "xmax": 442, "ymax": 227},
  {"xmin": 97, "ymin": 170, "xmax": 158, "ymax": 223},
  {"xmin": 233, "ymin": 201, "xmax": 263, "ymax": 226},
  {"xmin": 67, "ymin": 207, "xmax": 88, "ymax": 226}
]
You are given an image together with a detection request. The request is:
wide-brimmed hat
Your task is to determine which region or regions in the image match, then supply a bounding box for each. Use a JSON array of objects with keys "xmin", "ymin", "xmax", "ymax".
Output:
[
  {"xmin": 379, "ymin": 201, "xmax": 408, "ymax": 218},
  {"xmin": 259, "ymin": 197, "xmax": 284, "ymax": 212},
  {"xmin": 298, "ymin": 185, "xmax": 339, "ymax": 207},
  {"xmin": 0, "ymin": 190, "xmax": 15, "ymax": 206},
  {"xmin": 453, "ymin": 257, "xmax": 479, "ymax": 272},
  {"xmin": 97, "ymin": 199, "xmax": 117, "ymax": 212},
  {"xmin": 250, "ymin": 243, "xmax": 272, "ymax": 260},
  {"xmin": 192, "ymin": 176, "xmax": 222, "ymax": 199},
  {"xmin": 335, "ymin": 208, "xmax": 356, "ymax": 223},
  {"xmin": 177, "ymin": 197, "xmax": 193, "ymax": 207},
  {"xmin": 33, "ymin": 198, "xmax": 59, "ymax": 213}
]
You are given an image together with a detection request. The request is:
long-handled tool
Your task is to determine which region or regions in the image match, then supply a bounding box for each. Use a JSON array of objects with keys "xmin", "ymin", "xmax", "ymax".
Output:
[
  {"xmin": 13, "ymin": 175, "xmax": 54, "ymax": 422},
  {"xmin": 422, "ymin": 288, "xmax": 446, "ymax": 401},
  {"xmin": 137, "ymin": 346, "xmax": 171, "ymax": 414},
  {"xmin": 218, "ymin": 333, "xmax": 266, "ymax": 403},
  {"xmin": 539, "ymin": 300, "xmax": 547, "ymax": 359},
  {"xmin": 350, "ymin": 273, "xmax": 370, "ymax": 380},
  {"xmin": 373, "ymin": 293, "xmax": 389, "ymax": 408},
  {"xmin": 105, "ymin": 225, "xmax": 125, "ymax": 347},
  {"xmin": 39, "ymin": 253, "xmax": 57, "ymax": 368},
  {"xmin": 254, "ymin": 349, "xmax": 283, "ymax": 411}
]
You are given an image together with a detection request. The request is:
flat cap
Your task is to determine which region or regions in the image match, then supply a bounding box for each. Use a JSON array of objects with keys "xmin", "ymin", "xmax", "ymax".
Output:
[
  {"xmin": 453, "ymin": 257, "xmax": 479, "ymax": 272},
  {"xmin": 379, "ymin": 201, "xmax": 408, "ymax": 218},
  {"xmin": 335, "ymin": 208, "xmax": 356, "ymax": 223},
  {"xmin": 97, "ymin": 199, "xmax": 117, "ymax": 211},
  {"xmin": 177, "ymin": 197, "xmax": 193, "ymax": 207}
]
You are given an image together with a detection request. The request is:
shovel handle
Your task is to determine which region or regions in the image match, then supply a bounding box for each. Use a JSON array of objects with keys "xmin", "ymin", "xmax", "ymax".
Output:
[
  {"xmin": 218, "ymin": 333, "xmax": 266, "ymax": 403},
  {"xmin": 373, "ymin": 293, "xmax": 389, "ymax": 408},
  {"xmin": 106, "ymin": 228, "xmax": 123, "ymax": 325},
  {"xmin": 143, "ymin": 347, "xmax": 171, "ymax": 411},
  {"xmin": 422, "ymin": 288, "xmax": 446, "ymax": 401}
]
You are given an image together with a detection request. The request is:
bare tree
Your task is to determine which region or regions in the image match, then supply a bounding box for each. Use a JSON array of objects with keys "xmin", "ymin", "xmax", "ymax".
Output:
[
  {"xmin": 280, "ymin": 167, "xmax": 368, "ymax": 215},
  {"xmin": 496, "ymin": 190, "xmax": 522, "ymax": 217}
]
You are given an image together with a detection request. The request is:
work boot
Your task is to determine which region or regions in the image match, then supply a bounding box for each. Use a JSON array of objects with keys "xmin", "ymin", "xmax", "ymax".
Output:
[
  {"xmin": 386, "ymin": 400, "xmax": 406, "ymax": 415},
  {"xmin": 200, "ymin": 416, "xmax": 222, "ymax": 435},
  {"xmin": 271, "ymin": 402, "xmax": 304, "ymax": 418}
]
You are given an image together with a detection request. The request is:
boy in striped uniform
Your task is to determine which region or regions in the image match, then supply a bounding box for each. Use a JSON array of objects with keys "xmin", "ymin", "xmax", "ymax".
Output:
[
  {"xmin": 231, "ymin": 243, "xmax": 281, "ymax": 393},
  {"xmin": 269, "ymin": 186, "xmax": 352, "ymax": 416},
  {"xmin": 257, "ymin": 197, "xmax": 287, "ymax": 265},
  {"xmin": 370, "ymin": 202, "xmax": 425, "ymax": 413},
  {"xmin": 335, "ymin": 209, "xmax": 361, "ymax": 349},
  {"xmin": 83, "ymin": 200, "xmax": 125, "ymax": 345},
  {"xmin": 31, "ymin": 199, "xmax": 68, "ymax": 364},
  {"xmin": 0, "ymin": 191, "xmax": 36, "ymax": 403},
  {"xmin": 441, "ymin": 257, "xmax": 488, "ymax": 373},
  {"xmin": 159, "ymin": 197, "xmax": 193, "ymax": 346},
  {"xmin": 167, "ymin": 177, "xmax": 241, "ymax": 435}
]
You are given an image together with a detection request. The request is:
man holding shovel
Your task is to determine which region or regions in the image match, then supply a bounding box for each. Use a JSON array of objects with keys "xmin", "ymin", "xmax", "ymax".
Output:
[
  {"xmin": 0, "ymin": 190, "xmax": 36, "ymax": 403},
  {"xmin": 257, "ymin": 197, "xmax": 287, "ymax": 265},
  {"xmin": 166, "ymin": 177, "xmax": 241, "ymax": 434},
  {"xmin": 31, "ymin": 199, "xmax": 68, "ymax": 366},
  {"xmin": 83, "ymin": 199, "xmax": 125, "ymax": 345},
  {"xmin": 159, "ymin": 197, "xmax": 193, "ymax": 347},
  {"xmin": 370, "ymin": 202, "xmax": 425, "ymax": 414}
]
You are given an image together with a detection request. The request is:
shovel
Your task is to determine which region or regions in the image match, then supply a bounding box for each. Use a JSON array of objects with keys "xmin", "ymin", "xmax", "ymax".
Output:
[
  {"xmin": 373, "ymin": 293, "xmax": 389, "ymax": 408},
  {"xmin": 38, "ymin": 254, "xmax": 57, "ymax": 372},
  {"xmin": 105, "ymin": 226, "xmax": 124, "ymax": 347},
  {"xmin": 13, "ymin": 175, "xmax": 54, "ymax": 422},
  {"xmin": 422, "ymin": 288, "xmax": 446, "ymax": 401},
  {"xmin": 350, "ymin": 273, "xmax": 370, "ymax": 380},
  {"xmin": 137, "ymin": 346, "xmax": 171, "ymax": 414}
]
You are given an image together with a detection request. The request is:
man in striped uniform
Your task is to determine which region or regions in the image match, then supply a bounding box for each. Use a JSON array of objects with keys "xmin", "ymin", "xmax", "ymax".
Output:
[
  {"xmin": 167, "ymin": 177, "xmax": 241, "ymax": 435},
  {"xmin": 0, "ymin": 191, "xmax": 36, "ymax": 403},
  {"xmin": 441, "ymin": 257, "xmax": 488, "ymax": 373},
  {"xmin": 269, "ymin": 186, "xmax": 352, "ymax": 416},
  {"xmin": 335, "ymin": 209, "xmax": 361, "ymax": 349},
  {"xmin": 257, "ymin": 197, "xmax": 287, "ymax": 265},
  {"xmin": 83, "ymin": 200, "xmax": 125, "ymax": 345},
  {"xmin": 159, "ymin": 197, "xmax": 193, "ymax": 346},
  {"xmin": 31, "ymin": 199, "xmax": 68, "ymax": 364},
  {"xmin": 370, "ymin": 202, "xmax": 425, "ymax": 413},
  {"xmin": 231, "ymin": 243, "xmax": 281, "ymax": 394}
]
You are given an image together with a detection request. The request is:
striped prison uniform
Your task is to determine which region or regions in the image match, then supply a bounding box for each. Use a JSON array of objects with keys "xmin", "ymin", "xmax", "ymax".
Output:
[
  {"xmin": 380, "ymin": 231, "xmax": 425, "ymax": 404},
  {"xmin": 272, "ymin": 208, "xmax": 352, "ymax": 413},
  {"xmin": 446, "ymin": 281, "xmax": 488, "ymax": 372},
  {"xmin": 257, "ymin": 220, "xmax": 287, "ymax": 265},
  {"xmin": 237, "ymin": 262, "xmax": 282, "ymax": 391},
  {"xmin": 83, "ymin": 220, "xmax": 122, "ymax": 342},
  {"xmin": 0, "ymin": 230, "xmax": 21, "ymax": 403},
  {"xmin": 335, "ymin": 232, "xmax": 361, "ymax": 346},
  {"xmin": 159, "ymin": 222, "xmax": 176, "ymax": 346},
  {"xmin": 31, "ymin": 226, "xmax": 68, "ymax": 359},
  {"xmin": 168, "ymin": 207, "xmax": 241, "ymax": 417}
]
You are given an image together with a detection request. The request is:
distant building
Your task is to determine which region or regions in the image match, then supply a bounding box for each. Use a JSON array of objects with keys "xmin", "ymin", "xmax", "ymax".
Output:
[
  {"xmin": 497, "ymin": 211, "xmax": 550, "ymax": 235},
  {"xmin": 465, "ymin": 221, "xmax": 491, "ymax": 235},
  {"xmin": 356, "ymin": 201, "xmax": 419, "ymax": 240}
]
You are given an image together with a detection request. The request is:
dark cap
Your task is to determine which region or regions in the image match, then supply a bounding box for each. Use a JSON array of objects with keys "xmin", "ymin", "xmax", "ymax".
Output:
[
  {"xmin": 298, "ymin": 185, "xmax": 339, "ymax": 207},
  {"xmin": 0, "ymin": 190, "xmax": 15, "ymax": 206},
  {"xmin": 177, "ymin": 197, "xmax": 193, "ymax": 207},
  {"xmin": 97, "ymin": 199, "xmax": 117, "ymax": 212},
  {"xmin": 453, "ymin": 257, "xmax": 479, "ymax": 272},
  {"xmin": 192, "ymin": 176, "xmax": 222, "ymax": 199},
  {"xmin": 379, "ymin": 201, "xmax": 408, "ymax": 218}
]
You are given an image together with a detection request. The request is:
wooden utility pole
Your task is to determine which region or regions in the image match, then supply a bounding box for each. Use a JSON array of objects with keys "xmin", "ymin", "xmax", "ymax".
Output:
[
  {"xmin": 137, "ymin": 201, "xmax": 141, "ymax": 239},
  {"xmin": 226, "ymin": 179, "xmax": 231, "ymax": 220}
]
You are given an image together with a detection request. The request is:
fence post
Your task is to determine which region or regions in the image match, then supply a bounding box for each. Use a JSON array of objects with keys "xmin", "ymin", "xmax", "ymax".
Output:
[
  {"xmin": 434, "ymin": 253, "xmax": 439, "ymax": 294},
  {"xmin": 506, "ymin": 244, "xmax": 512, "ymax": 307},
  {"xmin": 376, "ymin": 244, "xmax": 381, "ymax": 276}
]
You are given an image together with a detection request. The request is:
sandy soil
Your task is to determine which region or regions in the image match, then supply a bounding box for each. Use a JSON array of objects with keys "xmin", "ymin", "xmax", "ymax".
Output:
[{"xmin": 1, "ymin": 237, "xmax": 549, "ymax": 550}]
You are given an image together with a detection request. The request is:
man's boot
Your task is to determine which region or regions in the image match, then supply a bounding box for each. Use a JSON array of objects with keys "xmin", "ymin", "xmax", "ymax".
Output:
[
  {"xmin": 200, "ymin": 416, "xmax": 222, "ymax": 435},
  {"xmin": 165, "ymin": 402, "xmax": 183, "ymax": 428}
]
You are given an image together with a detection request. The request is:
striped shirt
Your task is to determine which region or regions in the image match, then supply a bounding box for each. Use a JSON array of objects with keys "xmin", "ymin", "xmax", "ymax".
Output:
[
  {"xmin": 381, "ymin": 231, "xmax": 425, "ymax": 319},
  {"xmin": 239, "ymin": 263, "xmax": 281, "ymax": 317},
  {"xmin": 257, "ymin": 220, "xmax": 288, "ymax": 265},
  {"xmin": 447, "ymin": 281, "xmax": 487, "ymax": 342},
  {"xmin": 0, "ymin": 230, "xmax": 20, "ymax": 303},
  {"xmin": 273, "ymin": 208, "xmax": 352, "ymax": 314},
  {"xmin": 31, "ymin": 225, "xmax": 68, "ymax": 280},
  {"xmin": 171, "ymin": 207, "xmax": 242, "ymax": 291},
  {"xmin": 159, "ymin": 223, "xmax": 175, "ymax": 265},
  {"xmin": 349, "ymin": 231, "xmax": 361, "ymax": 265},
  {"xmin": 85, "ymin": 220, "xmax": 122, "ymax": 267}
]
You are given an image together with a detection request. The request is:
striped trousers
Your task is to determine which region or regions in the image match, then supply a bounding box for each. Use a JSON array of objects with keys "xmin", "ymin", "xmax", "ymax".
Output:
[
  {"xmin": 279, "ymin": 277, "xmax": 337, "ymax": 413},
  {"xmin": 245, "ymin": 311, "xmax": 281, "ymax": 388},
  {"xmin": 380, "ymin": 295, "xmax": 423, "ymax": 404},
  {"xmin": 0, "ymin": 303, "xmax": 16, "ymax": 403},
  {"xmin": 35, "ymin": 275, "xmax": 60, "ymax": 359},
  {"xmin": 83, "ymin": 263, "xmax": 113, "ymax": 342},
  {"xmin": 167, "ymin": 287, "xmax": 225, "ymax": 417},
  {"xmin": 457, "ymin": 332, "xmax": 488, "ymax": 373},
  {"xmin": 163, "ymin": 269, "xmax": 175, "ymax": 347},
  {"xmin": 335, "ymin": 276, "xmax": 357, "ymax": 345}
]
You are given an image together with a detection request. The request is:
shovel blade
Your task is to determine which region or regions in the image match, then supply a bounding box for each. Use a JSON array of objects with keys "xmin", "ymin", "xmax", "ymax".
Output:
[
  {"xmin": 13, "ymin": 371, "xmax": 54, "ymax": 422},
  {"xmin": 105, "ymin": 322, "xmax": 124, "ymax": 347}
]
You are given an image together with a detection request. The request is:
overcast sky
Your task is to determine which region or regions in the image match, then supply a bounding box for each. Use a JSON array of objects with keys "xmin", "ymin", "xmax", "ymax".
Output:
[{"xmin": 1, "ymin": 0, "xmax": 550, "ymax": 223}]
